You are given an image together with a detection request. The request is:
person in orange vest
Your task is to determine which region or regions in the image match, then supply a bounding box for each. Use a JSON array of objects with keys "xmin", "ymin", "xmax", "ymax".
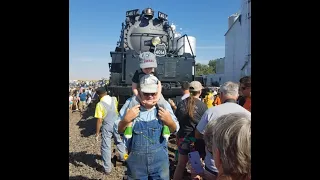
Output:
[
  {"xmin": 239, "ymin": 76, "xmax": 251, "ymax": 112},
  {"xmin": 212, "ymin": 91, "xmax": 221, "ymax": 106}
]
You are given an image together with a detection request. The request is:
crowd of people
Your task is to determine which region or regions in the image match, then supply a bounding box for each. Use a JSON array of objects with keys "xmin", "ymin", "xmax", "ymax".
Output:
[
  {"xmin": 69, "ymin": 86, "xmax": 98, "ymax": 113},
  {"xmin": 70, "ymin": 51, "xmax": 251, "ymax": 180}
]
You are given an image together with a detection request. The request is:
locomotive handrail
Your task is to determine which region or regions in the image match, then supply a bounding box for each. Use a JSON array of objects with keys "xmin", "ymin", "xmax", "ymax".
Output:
[
  {"xmin": 168, "ymin": 25, "xmax": 174, "ymax": 55},
  {"xmin": 130, "ymin": 33, "xmax": 165, "ymax": 37},
  {"xmin": 172, "ymin": 34, "xmax": 195, "ymax": 57},
  {"xmin": 120, "ymin": 23, "xmax": 125, "ymax": 82}
]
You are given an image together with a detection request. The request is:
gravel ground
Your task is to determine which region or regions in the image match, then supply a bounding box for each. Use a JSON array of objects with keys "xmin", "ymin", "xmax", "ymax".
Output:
[{"xmin": 69, "ymin": 104, "xmax": 191, "ymax": 180}]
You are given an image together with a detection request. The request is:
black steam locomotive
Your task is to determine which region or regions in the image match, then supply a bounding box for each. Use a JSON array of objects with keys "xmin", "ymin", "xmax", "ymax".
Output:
[{"xmin": 106, "ymin": 8, "xmax": 197, "ymax": 107}]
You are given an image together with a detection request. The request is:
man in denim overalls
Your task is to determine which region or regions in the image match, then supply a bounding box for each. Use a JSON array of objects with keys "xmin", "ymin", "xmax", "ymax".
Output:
[
  {"xmin": 115, "ymin": 74, "xmax": 180, "ymax": 180},
  {"xmin": 94, "ymin": 87, "xmax": 126, "ymax": 175}
]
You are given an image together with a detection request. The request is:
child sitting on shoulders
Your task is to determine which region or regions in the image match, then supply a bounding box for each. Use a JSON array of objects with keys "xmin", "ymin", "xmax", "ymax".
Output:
[{"xmin": 124, "ymin": 52, "xmax": 169, "ymax": 140}]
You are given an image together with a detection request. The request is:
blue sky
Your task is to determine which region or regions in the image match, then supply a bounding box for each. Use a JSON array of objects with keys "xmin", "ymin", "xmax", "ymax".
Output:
[{"xmin": 70, "ymin": 0, "xmax": 241, "ymax": 80}]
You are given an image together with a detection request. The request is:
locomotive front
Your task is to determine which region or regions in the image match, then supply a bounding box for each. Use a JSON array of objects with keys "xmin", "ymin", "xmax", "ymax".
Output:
[
  {"xmin": 108, "ymin": 8, "xmax": 196, "ymax": 105},
  {"xmin": 123, "ymin": 8, "xmax": 170, "ymax": 53}
]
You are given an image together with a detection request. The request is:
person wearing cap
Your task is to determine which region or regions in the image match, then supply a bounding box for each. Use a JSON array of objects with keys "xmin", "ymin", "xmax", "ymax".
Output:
[
  {"xmin": 124, "ymin": 52, "xmax": 168, "ymax": 141},
  {"xmin": 131, "ymin": 52, "xmax": 165, "ymax": 105},
  {"xmin": 115, "ymin": 74, "xmax": 179, "ymax": 180},
  {"xmin": 172, "ymin": 81, "xmax": 208, "ymax": 180},
  {"xmin": 94, "ymin": 87, "xmax": 126, "ymax": 175}
]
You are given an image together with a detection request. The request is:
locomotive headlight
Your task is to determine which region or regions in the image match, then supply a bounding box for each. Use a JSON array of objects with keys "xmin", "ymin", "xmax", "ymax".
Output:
[{"xmin": 152, "ymin": 36, "xmax": 161, "ymax": 46}]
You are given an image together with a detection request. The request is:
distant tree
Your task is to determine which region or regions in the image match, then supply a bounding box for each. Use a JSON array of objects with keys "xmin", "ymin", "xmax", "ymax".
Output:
[
  {"xmin": 195, "ymin": 58, "xmax": 223, "ymax": 76},
  {"xmin": 208, "ymin": 59, "xmax": 217, "ymax": 73},
  {"xmin": 196, "ymin": 63, "xmax": 213, "ymax": 76}
]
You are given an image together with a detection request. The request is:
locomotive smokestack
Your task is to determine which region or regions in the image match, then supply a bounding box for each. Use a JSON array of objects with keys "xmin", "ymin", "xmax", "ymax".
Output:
[{"xmin": 143, "ymin": 8, "xmax": 154, "ymax": 19}]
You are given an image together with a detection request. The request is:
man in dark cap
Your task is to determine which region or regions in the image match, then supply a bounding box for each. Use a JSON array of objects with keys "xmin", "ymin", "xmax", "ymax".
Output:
[{"xmin": 94, "ymin": 87, "xmax": 126, "ymax": 175}]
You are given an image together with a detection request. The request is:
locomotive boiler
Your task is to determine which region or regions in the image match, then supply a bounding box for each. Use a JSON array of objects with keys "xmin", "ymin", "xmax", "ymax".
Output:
[{"xmin": 107, "ymin": 8, "xmax": 197, "ymax": 107}]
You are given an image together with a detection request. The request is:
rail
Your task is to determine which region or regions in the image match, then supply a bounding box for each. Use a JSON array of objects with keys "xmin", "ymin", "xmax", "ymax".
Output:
[{"xmin": 172, "ymin": 34, "xmax": 195, "ymax": 57}]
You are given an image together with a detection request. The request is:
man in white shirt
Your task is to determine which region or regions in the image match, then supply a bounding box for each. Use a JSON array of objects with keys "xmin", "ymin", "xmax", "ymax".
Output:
[{"xmin": 195, "ymin": 81, "xmax": 251, "ymax": 178}]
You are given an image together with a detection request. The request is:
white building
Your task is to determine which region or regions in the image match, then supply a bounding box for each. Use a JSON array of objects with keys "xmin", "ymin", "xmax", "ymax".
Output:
[{"xmin": 224, "ymin": 0, "xmax": 251, "ymax": 83}]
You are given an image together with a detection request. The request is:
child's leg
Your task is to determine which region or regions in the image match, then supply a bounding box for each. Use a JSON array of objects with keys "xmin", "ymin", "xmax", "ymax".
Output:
[
  {"xmin": 157, "ymin": 94, "xmax": 167, "ymax": 108},
  {"xmin": 156, "ymin": 94, "xmax": 171, "ymax": 140},
  {"xmin": 124, "ymin": 121, "xmax": 133, "ymax": 137},
  {"xmin": 126, "ymin": 95, "xmax": 140, "ymax": 122},
  {"xmin": 130, "ymin": 95, "xmax": 141, "ymax": 106},
  {"xmin": 75, "ymin": 100, "xmax": 79, "ymax": 110},
  {"xmin": 124, "ymin": 95, "xmax": 140, "ymax": 139}
]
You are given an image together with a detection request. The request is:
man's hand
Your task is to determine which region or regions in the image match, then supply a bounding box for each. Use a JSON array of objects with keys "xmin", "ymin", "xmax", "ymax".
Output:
[
  {"xmin": 158, "ymin": 107, "xmax": 177, "ymax": 133},
  {"xmin": 158, "ymin": 107, "xmax": 172, "ymax": 124},
  {"xmin": 124, "ymin": 104, "xmax": 140, "ymax": 123}
]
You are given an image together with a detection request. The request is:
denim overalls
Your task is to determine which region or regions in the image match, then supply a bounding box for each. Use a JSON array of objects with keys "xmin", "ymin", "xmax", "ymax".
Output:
[
  {"xmin": 100, "ymin": 97, "xmax": 126, "ymax": 173},
  {"xmin": 125, "ymin": 107, "xmax": 170, "ymax": 180}
]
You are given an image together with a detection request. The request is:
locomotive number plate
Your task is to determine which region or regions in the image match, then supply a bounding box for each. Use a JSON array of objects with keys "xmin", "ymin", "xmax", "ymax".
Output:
[{"xmin": 154, "ymin": 43, "xmax": 167, "ymax": 57}]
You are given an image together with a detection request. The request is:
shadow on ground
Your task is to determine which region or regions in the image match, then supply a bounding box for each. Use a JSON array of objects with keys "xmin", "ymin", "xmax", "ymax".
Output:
[
  {"xmin": 69, "ymin": 151, "xmax": 122, "ymax": 171},
  {"xmin": 69, "ymin": 175, "xmax": 99, "ymax": 180},
  {"xmin": 69, "ymin": 151, "xmax": 102, "ymax": 169},
  {"xmin": 76, "ymin": 103, "xmax": 97, "ymax": 137}
]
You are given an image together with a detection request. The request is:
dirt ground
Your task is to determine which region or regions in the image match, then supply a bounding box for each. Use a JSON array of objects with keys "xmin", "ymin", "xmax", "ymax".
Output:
[{"xmin": 69, "ymin": 103, "xmax": 191, "ymax": 180}]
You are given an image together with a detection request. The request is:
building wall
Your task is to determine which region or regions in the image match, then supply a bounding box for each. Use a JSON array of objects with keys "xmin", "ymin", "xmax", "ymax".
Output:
[
  {"xmin": 224, "ymin": 0, "xmax": 251, "ymax": 83},
  {"xmin": 215, "ymin": 57, "xmax": 225, "ymax": 74},
  {"xmin": 205, "ymin": 74, "xmax": 225, "ymax": 87}
]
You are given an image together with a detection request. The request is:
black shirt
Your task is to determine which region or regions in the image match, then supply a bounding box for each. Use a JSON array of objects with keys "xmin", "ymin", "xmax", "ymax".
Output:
[
  {"xmin": 132, "ymin": 69, "xmax": 158, "ymax": 84},
  {"xmin": 175, "ymin": 97, "xmax": 208, "ymax": 138}
]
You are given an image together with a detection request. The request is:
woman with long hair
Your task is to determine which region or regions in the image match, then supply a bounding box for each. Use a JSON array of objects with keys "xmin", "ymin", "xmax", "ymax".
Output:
[{"xmin": 173, "ymin": 81, "xmax": 208, "ymax": 180}]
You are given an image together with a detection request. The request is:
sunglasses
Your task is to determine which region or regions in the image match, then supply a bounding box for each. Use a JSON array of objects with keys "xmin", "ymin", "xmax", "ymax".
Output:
[
  {"xmin": 142, "ymin": 92, "xmax": 156, "ymax": 96},
  {"xmin": 240, "ymin": 87, "xmax": 247, "ymax": 90}
]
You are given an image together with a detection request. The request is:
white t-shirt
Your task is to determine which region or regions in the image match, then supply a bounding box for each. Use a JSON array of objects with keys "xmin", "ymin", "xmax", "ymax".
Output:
[
  {"xmin": 69, "ymin": 96, "xmax": 73, "ymax": 102},
  {"xmin": 87, "ymin": 90, "xmax": 92, "ymax": 96},
  {"xmin": 87, "ymin": 97, "xmax": 92, "ymax": 104}
]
